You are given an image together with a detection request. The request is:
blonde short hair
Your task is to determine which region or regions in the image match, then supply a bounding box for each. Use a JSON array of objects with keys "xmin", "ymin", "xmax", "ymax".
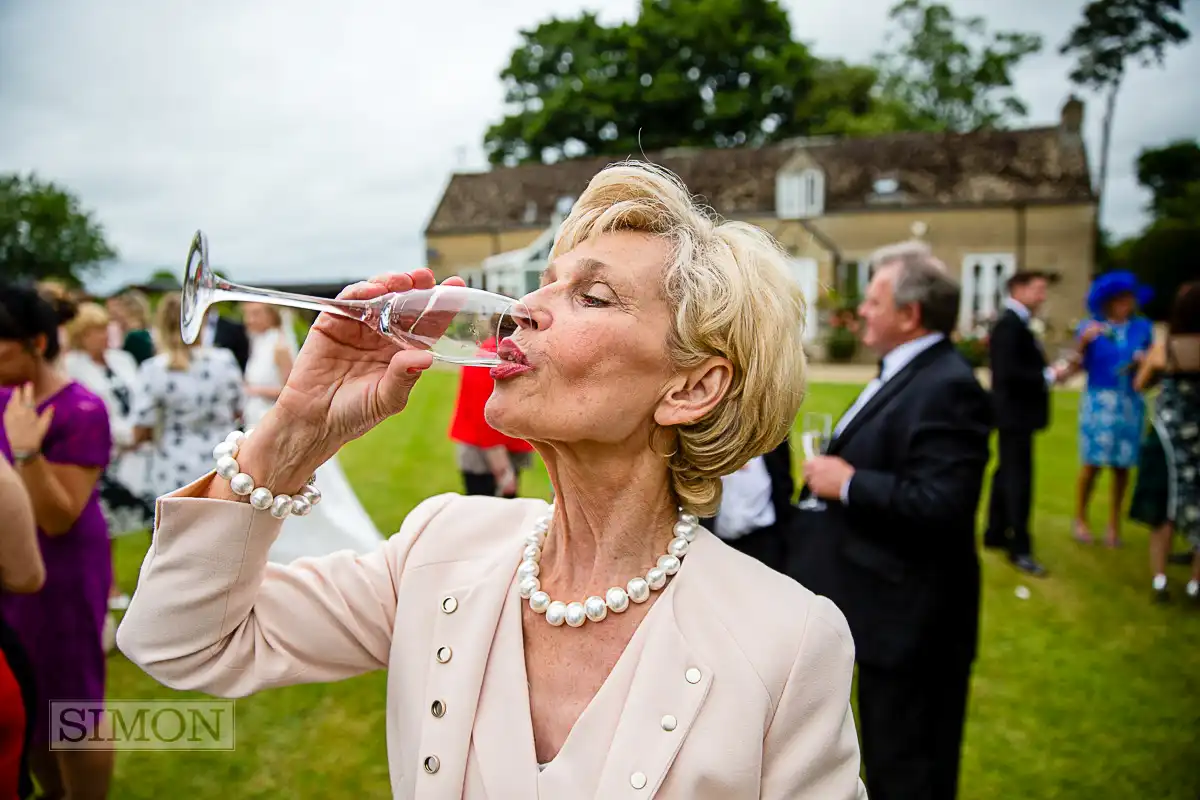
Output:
[
  {"xmin": 554, "ymin": 161, "xmax": 807, "ymax": 515},
  {"xmin": 64, "ymin": 302, "xmax": 110, "ymax": 349}
]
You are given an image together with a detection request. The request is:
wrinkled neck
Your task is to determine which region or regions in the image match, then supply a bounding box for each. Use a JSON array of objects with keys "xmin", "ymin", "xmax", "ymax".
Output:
[{"xmin": 535, "ymin": 443, "xmax": 680, "ymax": 596}]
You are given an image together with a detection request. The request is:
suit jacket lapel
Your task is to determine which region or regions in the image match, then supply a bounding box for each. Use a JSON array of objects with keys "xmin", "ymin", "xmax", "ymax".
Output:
[
  {"xmin": 596, "ymin": 550, "xmax": 713, "ymax": 798},
  {"xmin": 828, "ymin": 340, "xmax": 949, "ymax": 455}
]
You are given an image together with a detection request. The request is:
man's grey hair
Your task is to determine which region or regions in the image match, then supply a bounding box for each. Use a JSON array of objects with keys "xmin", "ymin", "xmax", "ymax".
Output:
[{"xmin": 868, "ymin": 240, "xmax": 960, "ymax": 335}]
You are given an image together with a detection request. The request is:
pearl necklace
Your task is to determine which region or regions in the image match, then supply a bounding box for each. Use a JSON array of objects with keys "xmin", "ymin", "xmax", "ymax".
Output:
[{"xmin": 518, "ymin": 506, "xmax": 699, "ymax": 627}]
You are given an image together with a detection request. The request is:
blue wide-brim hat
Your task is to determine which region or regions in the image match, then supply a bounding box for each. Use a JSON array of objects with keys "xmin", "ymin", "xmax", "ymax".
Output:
[{"xmin": 1087, "ymin": 271, "xmax": 1153, "ymax": 317}]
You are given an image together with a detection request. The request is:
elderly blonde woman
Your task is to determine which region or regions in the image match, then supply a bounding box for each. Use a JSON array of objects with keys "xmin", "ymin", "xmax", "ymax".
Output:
[{"xmin": 117, "ymin": 162, "xmax": 865, "ymax": 799}]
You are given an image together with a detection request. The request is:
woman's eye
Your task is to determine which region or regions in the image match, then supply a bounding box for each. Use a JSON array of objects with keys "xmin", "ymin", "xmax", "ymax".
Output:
[
  {"xmin": 581, "ymin": 293, "xmax": 609, "ymax": 307},
  {"xmin": 578, "ymin": 284, "xmax": 615, "ymax": 307}
]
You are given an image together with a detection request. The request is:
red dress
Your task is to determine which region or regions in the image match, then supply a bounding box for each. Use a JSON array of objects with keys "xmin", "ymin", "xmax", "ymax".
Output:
[
  {"xmin": 0, "ymin": 618, "xmax": 34, "ymax": 800},
  {"xmin": 448, "ymin": 338, "xmax": 535, "ymax": 454}
]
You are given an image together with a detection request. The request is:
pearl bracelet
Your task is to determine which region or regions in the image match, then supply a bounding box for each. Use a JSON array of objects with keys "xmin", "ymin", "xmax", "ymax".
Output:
[{"xmin": 211, "ymin": 429, "xmax": 321, "ymax": 519}]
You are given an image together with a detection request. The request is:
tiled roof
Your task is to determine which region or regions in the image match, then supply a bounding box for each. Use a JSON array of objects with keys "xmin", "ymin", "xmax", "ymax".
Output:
[{"xmin": 425, "ymin": 125, "xmax": 1093, "ymax": 234}]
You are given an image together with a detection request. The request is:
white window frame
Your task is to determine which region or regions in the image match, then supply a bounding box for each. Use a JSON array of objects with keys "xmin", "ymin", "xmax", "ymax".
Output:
[
  {"xmin": 786, "ymin": 257, "xmax": 821, "ymax": 343},
  {"xmin": 959, "ymin": 253, "xmax": 1016, "ymax": 334},
  {"xmin": 776, "ymin": 169, "xmax": 825, "ymax": 220}
]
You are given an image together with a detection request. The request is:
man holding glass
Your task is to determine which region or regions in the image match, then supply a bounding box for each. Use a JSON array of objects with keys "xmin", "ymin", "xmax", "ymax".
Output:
[{"xmin": 787, "ymin": 242, "xmax": 992, "ymax": 800}]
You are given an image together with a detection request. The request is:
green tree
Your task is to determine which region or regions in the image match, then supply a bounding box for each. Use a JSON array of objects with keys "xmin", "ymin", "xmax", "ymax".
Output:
[
  {"xmin": 484, "ymin": 0, "xmax": 913, "ymax": 165},
  {"xmin": 873, "ymin": 0, "xmax": 1043, "ymax": 132},
  {"xmin": 1109, "ymin": 140, "xmax": 1200, "ymax": 319},
  {"xmin": 1135, "ymin": 139, "xmax": 1200, "ymax": 223},
  {"xmin": 0, "ymin": 172, "xmax": 117, "ymax": 284},
  {"xmin": 1060, "ymin": 0, "xmax": 1190, "ymax": 223},
  {"xmin": 1124, "ymin": 220, "xmax": 1199, "ymax": 319}
]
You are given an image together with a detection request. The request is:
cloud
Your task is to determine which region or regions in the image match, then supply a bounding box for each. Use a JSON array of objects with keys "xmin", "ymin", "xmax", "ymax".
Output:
[{"xmin": 1, "ymin": 0, "xmax": 1197, "ymax": 295}]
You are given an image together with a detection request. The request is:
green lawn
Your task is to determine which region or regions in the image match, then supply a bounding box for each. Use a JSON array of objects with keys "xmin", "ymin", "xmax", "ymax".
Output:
[{"xmin": 106, "ymin": 373, "xmax": 1200, "ymax": 799}]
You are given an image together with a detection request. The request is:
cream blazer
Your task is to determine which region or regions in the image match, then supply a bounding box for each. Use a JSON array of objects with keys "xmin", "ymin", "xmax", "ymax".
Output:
[{"xmin": 118, "ymin": 480, "xmax": 867, "ymax": 800}]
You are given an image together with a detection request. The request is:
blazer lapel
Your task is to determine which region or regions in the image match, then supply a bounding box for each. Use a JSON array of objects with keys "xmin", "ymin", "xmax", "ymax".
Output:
[
  {"xmin": 415, "ymin": 503, "xmax": 542, "ymax": 800},
  {"xmin": 595, "ymin": 570, "xmax": 713, "ymax": 798},
  {"xmin": 828, "ymin": 340, "xmax": 949, "ymax": 455}
]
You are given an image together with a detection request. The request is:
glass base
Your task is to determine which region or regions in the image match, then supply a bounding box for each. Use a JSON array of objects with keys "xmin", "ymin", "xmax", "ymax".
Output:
[{"xmin": 796, "ymin": 497, "xmax": 827, "ymax": 511}]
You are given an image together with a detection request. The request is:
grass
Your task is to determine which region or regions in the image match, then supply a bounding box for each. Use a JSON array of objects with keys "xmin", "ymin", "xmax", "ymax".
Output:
[{"xmin": 105, "ymin": 373, "xmax": 1200, "ymax": 799}]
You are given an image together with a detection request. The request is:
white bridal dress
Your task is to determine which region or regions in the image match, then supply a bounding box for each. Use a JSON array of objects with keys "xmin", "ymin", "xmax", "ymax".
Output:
[{"xmin": 244, "ymin": 314, "xmax": 385, "ymax": 564}]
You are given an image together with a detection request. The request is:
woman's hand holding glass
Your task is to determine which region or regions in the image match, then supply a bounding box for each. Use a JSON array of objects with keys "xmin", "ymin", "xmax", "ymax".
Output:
[{"xmin": 241, "ymin": 270, "xmax": 465, "ymax": 492}]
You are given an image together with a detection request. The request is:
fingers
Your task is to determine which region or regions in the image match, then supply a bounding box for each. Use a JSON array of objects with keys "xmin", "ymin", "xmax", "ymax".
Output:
[
  {"xmin": 375, "ymin": 349, "xmax": 434, "ymax": 414},
  {"xmin": 360, "ymin": 269, "xmax": 437, "ymax": 296},
  {"xmin": 337, "ymin": 280, "xmax": 393, "ymax": 302},
  {"xmin": 37, "ymin": 406, "xmax": 55, "ymax": 437},
  {"xmin": 345, "ymin": 270, "xmax": 450, "ymax": 301},
  {"xmin": 410, "ymin": 269, "xmax": 436, "ymax": 291}
]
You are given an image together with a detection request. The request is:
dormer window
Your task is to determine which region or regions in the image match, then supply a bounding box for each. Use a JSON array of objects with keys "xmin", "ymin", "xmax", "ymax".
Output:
[
  {"xmin": 776, "ymin": 168, "xmax": 825, "ymax": 219},
  {"xmin": 873, "ymin": 177, "xmax": 899, "ymax": 195}
]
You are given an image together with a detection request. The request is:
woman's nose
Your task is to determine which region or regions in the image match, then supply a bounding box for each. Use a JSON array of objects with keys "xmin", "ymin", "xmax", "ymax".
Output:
[{"xmin": 514, "ymin": 292, "xmax": 551, "ymax": 332}]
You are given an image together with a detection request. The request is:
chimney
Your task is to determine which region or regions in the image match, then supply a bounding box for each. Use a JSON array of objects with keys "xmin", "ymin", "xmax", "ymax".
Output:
[{"xmin": 1060, "ymin": 94, "xmax": 1084, "ymax": 135}]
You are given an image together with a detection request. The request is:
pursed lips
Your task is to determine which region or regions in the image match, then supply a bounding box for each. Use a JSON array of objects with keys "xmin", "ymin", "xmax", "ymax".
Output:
[{"xmin": 491, "ymin": 337, "xmax": 534, "ymax": 379}]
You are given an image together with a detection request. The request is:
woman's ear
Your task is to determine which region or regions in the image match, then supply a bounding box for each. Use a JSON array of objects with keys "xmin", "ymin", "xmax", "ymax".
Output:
[
  {"xmin": 28, "ymin": 332, "xmax": 49, "ymax": 359},
  {"xmin": 654, "ymin": 356, "xmax": 732, "ymax": 427}
]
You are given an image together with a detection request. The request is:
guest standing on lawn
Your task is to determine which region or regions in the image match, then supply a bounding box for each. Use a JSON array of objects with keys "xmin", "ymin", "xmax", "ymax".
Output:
[
  {"xmin": 1131, "ymin": 281, "xmax": 1200, "ymax": 602},
  {"xmin": 0, "ymin": 284, "xmax": 114, "ymax": 800},
  {"xmin": 448, "ymin": 330, "xmax": 536, "ymax": 498},
  {"xmin": 1066, "ymin": 272, "xmax": 1154, "ymax": 548},
  {"xmin": 789, "ymin": 242, "xmax": 992, "ymax": 800},
  {"xmin": 984, "ymin": 270, "xmax": 1067, "ymax": 577}
]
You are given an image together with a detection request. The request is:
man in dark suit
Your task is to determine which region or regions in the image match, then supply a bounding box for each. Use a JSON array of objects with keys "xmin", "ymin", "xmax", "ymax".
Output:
[
  {"xmin": 788, "ymin": 242, "xmax": 992, "ymax": 800},
  {"xmin": 201, "ymin": 308, "xmax": 251, "ymax": 373},
  {"xmin": 984, "ymin": 270, "xmax": 1064, "ymax": 577},
  {"xmin": 701, "ymin": 436, "xmax": 793, "ymax": 572}
]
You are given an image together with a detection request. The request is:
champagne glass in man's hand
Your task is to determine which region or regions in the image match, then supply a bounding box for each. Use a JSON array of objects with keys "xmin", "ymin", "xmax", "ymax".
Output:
[{"xmin": 797, "ymin": 412, "xmax": 834, "ymax": 511}]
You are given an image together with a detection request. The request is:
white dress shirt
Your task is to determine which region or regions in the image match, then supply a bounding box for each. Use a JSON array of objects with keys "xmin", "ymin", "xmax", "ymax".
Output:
[
  {"xmin": 834, "ymin": 332, "xmax": 945, "ymax": 504},
  {"xmin": 714, "ymin": 456, "xmax": 776, "ymax": 540},
  {"xmin": 1003, "ymin": 297, "xmax": 1056, "ymax": 387}
]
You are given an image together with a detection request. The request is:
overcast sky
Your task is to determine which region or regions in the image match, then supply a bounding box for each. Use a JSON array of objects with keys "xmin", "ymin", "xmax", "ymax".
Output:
[{"xmin": 2, "ymin": 0, "xmax": 1198, "ymax": 294}]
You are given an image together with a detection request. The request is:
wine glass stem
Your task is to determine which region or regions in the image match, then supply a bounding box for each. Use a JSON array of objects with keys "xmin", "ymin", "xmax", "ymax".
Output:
[{"xmin": 212, "ymin": 276, "xmax": 369, "ymax": 321}]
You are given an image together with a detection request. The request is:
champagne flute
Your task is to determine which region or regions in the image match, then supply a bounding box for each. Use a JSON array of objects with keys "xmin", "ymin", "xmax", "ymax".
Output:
[
  {"xmin": 181, "ymin": 230, "xmax": 530, "ymax": 367},
  {"xmin": 1053, "ymin": 347, "xmax": 1078, "ymax": 374},
  {"xmin": 796, "ymin": 412, "xmax": 834, "ymax": 511}
]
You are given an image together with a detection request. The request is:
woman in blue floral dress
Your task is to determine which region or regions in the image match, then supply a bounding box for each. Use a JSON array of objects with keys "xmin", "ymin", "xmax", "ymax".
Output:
[{"xmin": 1071, "ymin": 272, "xmax": 1154, "ymax": 547}]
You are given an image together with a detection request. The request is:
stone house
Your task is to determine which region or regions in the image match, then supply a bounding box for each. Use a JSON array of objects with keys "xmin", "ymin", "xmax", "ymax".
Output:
[{"xmin": 424, "ymin": 97, "xmax": 1095, "ymax": 350}]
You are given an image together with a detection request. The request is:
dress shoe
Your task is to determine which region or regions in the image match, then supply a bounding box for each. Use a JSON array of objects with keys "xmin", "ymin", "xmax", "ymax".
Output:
[{"xmin": 1010, "ymin": 554, "xmax": 1047, "ymax": 577}]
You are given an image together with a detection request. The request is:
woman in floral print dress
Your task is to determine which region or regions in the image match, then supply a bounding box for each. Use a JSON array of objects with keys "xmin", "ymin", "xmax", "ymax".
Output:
[{"xmin": 1134, "ymin": 281, "xmax": 1200, "ymax": 602}]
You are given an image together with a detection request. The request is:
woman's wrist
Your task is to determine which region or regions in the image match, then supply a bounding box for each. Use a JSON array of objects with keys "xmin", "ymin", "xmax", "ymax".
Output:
[{"xmin": 213, "ymin": 417, "xmax": 328, "ymax": 500}]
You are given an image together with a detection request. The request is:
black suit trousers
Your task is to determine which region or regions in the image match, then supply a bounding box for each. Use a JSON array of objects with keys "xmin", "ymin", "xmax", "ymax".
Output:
[
  {"xmin": 857, "ymin": 658, "xmax": 972, "ymax": 800},
  {"xmin": 985, "ymin": 430, "xmax": 1035, "ymax": 557}
]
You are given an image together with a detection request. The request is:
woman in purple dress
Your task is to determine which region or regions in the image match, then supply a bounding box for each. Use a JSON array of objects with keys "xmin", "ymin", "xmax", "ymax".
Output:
[{"xmin": 0, "ymin": 285, "xmax": 114, "ymax": 800}]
